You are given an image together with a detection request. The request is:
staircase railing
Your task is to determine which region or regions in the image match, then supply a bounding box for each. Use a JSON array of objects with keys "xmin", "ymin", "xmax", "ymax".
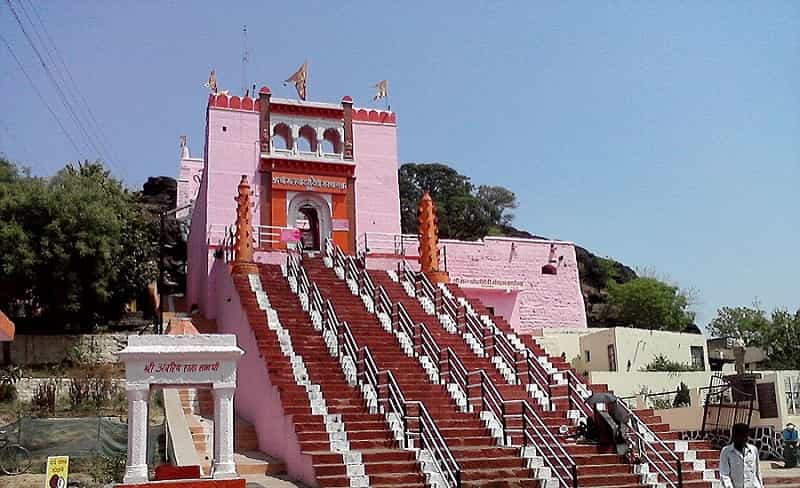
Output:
[
  {"xmin": 392, "ymin": 302, "xmax": 416, "ymax": 343},
  {"xmin": 442, "ymin": 347, "xmax": 469, "ymax": 396},
  {"xmin": 292, "ymin": 246, "xmax": 462, "ymax": 488},
  {"xmin": 327, "ymin": 240, "xmax": 580, "ymax": 487},
  {"xmin": 561, "ymin": 367, "xmax": 685, "ymax": 488},
  {"xmin": 467, "ymin": 369, "xmax": 508, "ymax": 441},
  {"xmin": 416, "ymin": 321, "xmax": 442, "ymax": 378},
  {"xmin": 378, "ymin": 370, "xmax": 462, "ymax": 488},
  {"xmin": 520, "ymin": 351, "xmax": 553, "ymax": 400},
  {"xmin": 621, "ymin": 399, "xmax": 684, "ymax": 488},
  {"xmin": 514, "ymin": 399, "xmax": 579, "ymax": 488}
]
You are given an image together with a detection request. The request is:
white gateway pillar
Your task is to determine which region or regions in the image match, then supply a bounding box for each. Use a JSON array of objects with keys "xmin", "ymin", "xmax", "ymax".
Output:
[
  {"xmin": 212, "ymin": 384, "xmax": 237, "ymax": 478},
  {"xmin": 123, "ymin": 384, "xmax": 150, "ymax": 483}
]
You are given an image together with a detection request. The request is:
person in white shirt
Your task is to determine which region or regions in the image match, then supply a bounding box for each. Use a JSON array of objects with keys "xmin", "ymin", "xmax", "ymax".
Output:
[{"xmin": 719, "ymin": 423, "xmax": 763, "ymax": 488}]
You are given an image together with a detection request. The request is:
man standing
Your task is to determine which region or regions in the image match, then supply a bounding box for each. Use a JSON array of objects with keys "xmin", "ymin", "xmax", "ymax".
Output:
[{"xmin": 720, "ymin": 423, "xmax": 763, "ymax": 488}]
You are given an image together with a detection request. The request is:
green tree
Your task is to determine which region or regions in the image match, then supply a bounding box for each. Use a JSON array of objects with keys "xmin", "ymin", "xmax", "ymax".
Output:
[
  {"xmin": 605, "ymin": 277, "xmax": 695, "ymax": 331},
  {"xmin": 0, "ymin": 158, "xmax": 47, "ymax": 311},
  {"xmin": 708, "ymin": 303, "xmax": 771, "ymax": 346},
  {"xmin": 761, "ymin": 308, "xmax": 800, "ymax": 370},
  {"xmin": 398, "ymin": 163, "xmax": 514, "ymax": 241},
  {"xmin": 477, "ymin": 185, "xmax": 518, "ymax": 226},
  {"xmin": 0, "ymin": 159, "xmax": 156, "ymax": 330}
]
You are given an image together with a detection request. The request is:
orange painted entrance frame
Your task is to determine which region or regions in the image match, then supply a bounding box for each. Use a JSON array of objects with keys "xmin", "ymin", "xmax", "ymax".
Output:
[{"xmin": 259, "ymin": 158, "xmax": 356, "ymax": 252}]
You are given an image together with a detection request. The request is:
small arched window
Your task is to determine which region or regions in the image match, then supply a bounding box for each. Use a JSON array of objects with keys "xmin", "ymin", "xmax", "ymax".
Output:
[
  {"xmin": 272, "ymin": 123, "xmax": 292, "ymax": 150},
  {"xmin": 322, "ymin": 128, "xmax": 342, "ymax": 154},
  {"xmin": 297, "ymin": 125, "xmax": 316, "ymax": 153}
]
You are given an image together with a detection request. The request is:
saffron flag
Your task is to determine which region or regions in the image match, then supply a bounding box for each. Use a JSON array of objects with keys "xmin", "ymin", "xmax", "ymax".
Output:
[
  {"xmin": 373, "ymin": 79, "xmax": 388, "ymax": 101},
  {"xmin": 204, "ymin": 70, "xmax": 217, "ymax": 92},
  {"xmin": 284, "ymin": 60, "xmax": 308, "ymax": 100}
]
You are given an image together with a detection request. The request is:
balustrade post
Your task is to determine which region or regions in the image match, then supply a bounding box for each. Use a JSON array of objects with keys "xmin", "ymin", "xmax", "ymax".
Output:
[
  {"xmin": 677, "ymin": 459, "xmax": 683, "ymax": 488},
  {"xmin": 435, "ymin": 287, "xmax": 443, "ymax": 314}
]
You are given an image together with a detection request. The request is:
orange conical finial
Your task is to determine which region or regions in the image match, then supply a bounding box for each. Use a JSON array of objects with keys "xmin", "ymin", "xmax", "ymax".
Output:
[
  {"xmin": 417, "ymin": 191, "xmax": 449, "ymax": 283},
  {"xmin": 232, "ymin": 175, "xmax": 257, "ymax": 273}
]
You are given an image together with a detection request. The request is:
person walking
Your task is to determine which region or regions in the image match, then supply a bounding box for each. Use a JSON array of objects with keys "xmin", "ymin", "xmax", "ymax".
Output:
[{"xmin": 720, "ymin": 423, "xmax": 763, "ymax": 488}]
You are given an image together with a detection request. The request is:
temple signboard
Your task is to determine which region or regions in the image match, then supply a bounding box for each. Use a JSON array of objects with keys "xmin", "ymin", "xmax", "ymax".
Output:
[{"xmin": 272, "ymin": 172, "xmax": 348, "ymax": 194}]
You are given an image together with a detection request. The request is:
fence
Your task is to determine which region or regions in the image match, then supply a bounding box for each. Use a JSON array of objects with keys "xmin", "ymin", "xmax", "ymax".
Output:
[{"xmin": 1, "ymin": 416, "xmax": 164, "ymax": 465}]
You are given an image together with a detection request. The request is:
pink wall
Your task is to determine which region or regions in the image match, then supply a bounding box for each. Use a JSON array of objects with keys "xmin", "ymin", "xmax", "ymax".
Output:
[
  {"xmin": 443, "ymin": 237, "xmax": 587, "ymax": 330},
  {"xmin": 177, "ymin": 156, "xmax": 204, "ymax": 219},
  {"xmin": 205, "ymin": 107, "xmax": 261, "ymax": 233},
  {"xmin": 186, "ymin": 167, "xmax": 210, "ymax": 314},
  {"xmin": 365, "ymin": 236, "xmax": 587, "ymax": 331},
  {"xmin": 353, "ymin": 120, "xmax": 401, "ymax": 237},
  {"xmin": 213, "ymin": 261, "xmax": 317, "ymax": 487}
]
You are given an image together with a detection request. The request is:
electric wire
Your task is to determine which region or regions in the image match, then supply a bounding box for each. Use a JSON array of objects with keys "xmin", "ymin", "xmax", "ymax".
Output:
[
  {"xmin": 19, "ymin": 0, "xmax": 118, "ymax": 167},
  {"xmin": 0, "ymin": 33, "xmax": 83, "ymax": 157},
  {"xmin": 5, "ymin": 0, "xmax": 109, "ymax": 164}
]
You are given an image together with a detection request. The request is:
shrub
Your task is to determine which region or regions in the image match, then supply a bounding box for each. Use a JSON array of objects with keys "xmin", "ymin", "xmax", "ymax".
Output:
[
  {"xmin": 641, "ymin": 354, "xmax": 699, "ymax": 372},
  {"xmin": 0, "ymin": 365, "xmax": 22, "ymax": 402},
  {"xmin": 69, "ymin": 368, "xmax": 116, "ymax": 410},
  {"xmin": 84, "ymin": 454, "xmax": 126, "ymax": 484},
  {"xmin": 32, "ymin": 379, "xmax": 57, "ymax": 414}
]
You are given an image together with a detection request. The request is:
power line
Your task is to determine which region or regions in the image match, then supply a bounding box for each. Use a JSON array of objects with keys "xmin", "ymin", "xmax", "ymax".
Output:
[
  {"xmin": 5, "ymin": 0, "xmax": 110, "ymax": 165},
  {"xmin": 0, "ymin": 33, "xmax": 83, "ymax": 157},
  {"xmin": 20, "ymin": 0, "xmax": 118, "ymax": 167}
]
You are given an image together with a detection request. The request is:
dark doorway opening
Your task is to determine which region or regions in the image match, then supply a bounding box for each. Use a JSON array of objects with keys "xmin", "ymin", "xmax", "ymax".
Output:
[{"xmin": 298, "ymin": 205, "xmax": 320, "ymax": 251}]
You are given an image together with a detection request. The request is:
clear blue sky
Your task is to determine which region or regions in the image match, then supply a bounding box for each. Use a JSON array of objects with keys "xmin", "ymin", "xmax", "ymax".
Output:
[{"xmin": 1, "ymin": 1, "xmax": 798, "ymax": 327}]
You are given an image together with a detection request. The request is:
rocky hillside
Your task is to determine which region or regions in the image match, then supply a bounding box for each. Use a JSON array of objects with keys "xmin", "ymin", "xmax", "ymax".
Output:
[{"xmin": 495, "ymin": 224, "xmax": 636, "ymax": 326}]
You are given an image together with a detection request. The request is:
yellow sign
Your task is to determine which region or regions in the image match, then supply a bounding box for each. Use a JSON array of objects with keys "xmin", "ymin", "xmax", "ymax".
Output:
[{"xmin": 45, "ymin": 456, "xmax": 69, "ymax": 488}]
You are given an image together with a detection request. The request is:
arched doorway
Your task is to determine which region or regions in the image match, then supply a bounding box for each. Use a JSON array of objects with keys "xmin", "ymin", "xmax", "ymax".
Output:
[
  {"xmin": 298, "ymin": 205, "xmax": 320, "ymax": 251},
  {"xmin": 287, "ymin": 192, "xmax": 331, "ymax": 252}
]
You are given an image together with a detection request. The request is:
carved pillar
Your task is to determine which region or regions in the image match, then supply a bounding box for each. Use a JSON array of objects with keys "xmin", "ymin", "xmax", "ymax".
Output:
[
  {"xmin": 212, "ymin": 384, "xmax": 237, "ymax": 479},
  {"xmin": 123, "ymin": 384, "xmax": 150, "ymax": 483},
  {"xmin": 417, "ymin": 191, "xmax": 449, "ymax": 284},
  {"xmin": 258, "ymin": 86, "xmax": 272, "ymax": 154},
  {"xmin": 233, "ymin": 176, "xmax": 258, "ymax": 274},
  {"xmin": 342, "ymin": 97, "xmax": 354, "ymax": 160}
]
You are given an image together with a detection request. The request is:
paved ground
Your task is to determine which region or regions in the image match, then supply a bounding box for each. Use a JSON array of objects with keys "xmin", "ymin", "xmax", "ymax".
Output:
[
  {"xmin": 0, "ymin": 473, "xmax": 308, "ymax": 488},
  {"xmin": 244, "ymin": 474, "xmax": 309, "ymax": 488}
]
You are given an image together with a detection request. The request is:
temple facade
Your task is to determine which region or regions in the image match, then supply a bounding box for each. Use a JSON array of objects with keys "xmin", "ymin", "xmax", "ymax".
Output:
[{"xmin": 182, "ymin": 88, "xmax": 587, "ymax": 332}]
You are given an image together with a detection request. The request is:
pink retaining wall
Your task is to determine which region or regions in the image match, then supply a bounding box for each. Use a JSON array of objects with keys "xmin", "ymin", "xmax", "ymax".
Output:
[
  {"xmin": 365, "ymin": 236, "xmax": 587, "ymax": 332},
  {"xmin": 353, "ymin": 120, "xmax": 401, "ymax": 237},
  {"xmin": 213, "ymin": 261, "xmax": 317, "ymax": 487}
]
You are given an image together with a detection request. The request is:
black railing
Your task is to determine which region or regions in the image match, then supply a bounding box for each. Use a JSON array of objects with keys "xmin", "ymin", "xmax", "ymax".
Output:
[
  {"xmin": 513, "ymin": 399, "xmax": 578, "ymax": 488},
  {"xmin": 621, "ymin": 399, "xmax": 684, "ymax": 488},
  {"xmin": 701, "ymin": 374, "xmax": 755, "ymax": 447}
]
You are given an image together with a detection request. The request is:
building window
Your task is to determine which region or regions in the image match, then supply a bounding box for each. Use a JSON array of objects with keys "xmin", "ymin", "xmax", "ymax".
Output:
[
  {"xmin": 690, "ymin": 346, "xmax": 705, "ymax": 370},
  {"xmin": 584, "ymin": 350, "xmax": 591, "ymax": 362},
  {"xmin": 322, "ymin": 128, "xmax": 342, "ymax": 154},
  {"xmin": 272, "ymin": 123, "xmax": 292, "ymax": 150},
  {"xmin": 297, "ymin": 125, "xmax": 317, "ymax": 153},
  {"xmin": 607, "ymin": 345, "xmax": 617, "ymax": 372}
]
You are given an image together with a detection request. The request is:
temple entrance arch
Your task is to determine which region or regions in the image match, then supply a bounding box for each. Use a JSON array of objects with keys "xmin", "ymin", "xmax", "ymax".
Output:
[
  {"xmin": 287, "ymin": 192, "xmax": 331, "ymax": 252},
  {"xmin": 118, "ymin": 334, "xmax": 243, "ymax": 484}
]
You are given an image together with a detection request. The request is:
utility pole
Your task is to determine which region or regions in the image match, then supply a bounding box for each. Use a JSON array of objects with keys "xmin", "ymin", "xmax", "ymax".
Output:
[{"xmin": 157, "ymin": 202, "xmax": 193, "ymax": 335}]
